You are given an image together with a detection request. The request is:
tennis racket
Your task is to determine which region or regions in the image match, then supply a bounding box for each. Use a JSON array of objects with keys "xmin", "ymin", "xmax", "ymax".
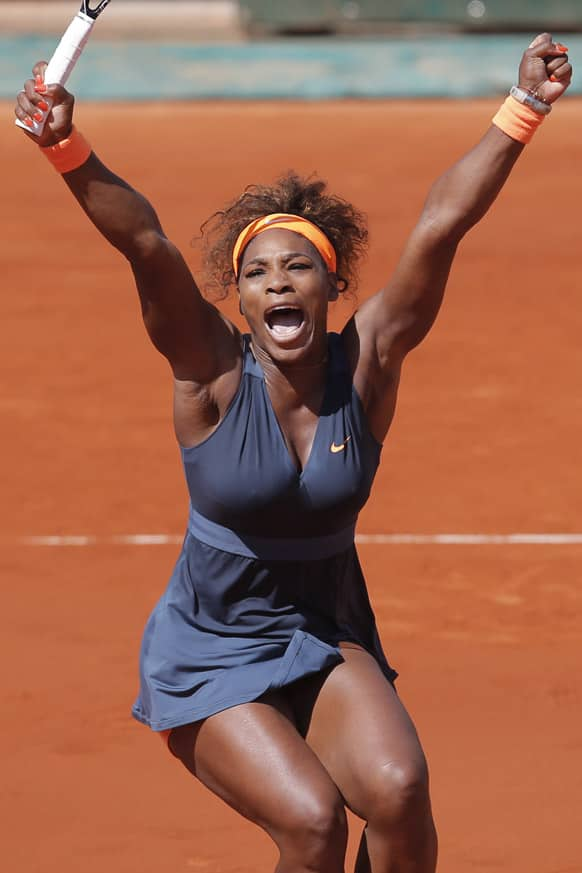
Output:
[{"xmin": 15, "ymin": 0, "xmax": 112, "ymax": 137}]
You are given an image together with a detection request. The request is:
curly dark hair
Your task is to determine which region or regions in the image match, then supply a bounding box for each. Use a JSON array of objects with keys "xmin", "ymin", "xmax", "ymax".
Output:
[{"xmin": 199, "ymin": 171, "xmax": 368, "ymax": 299}]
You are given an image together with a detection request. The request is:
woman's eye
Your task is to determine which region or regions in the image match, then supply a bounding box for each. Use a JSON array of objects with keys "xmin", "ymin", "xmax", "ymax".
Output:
[
  {"xmin": 289, "ymin": 262, "xmax": 310, "ymax": 270},
  {"xmin": 246, "ymin": 268, "xmax": 264, "ymax": 278}
]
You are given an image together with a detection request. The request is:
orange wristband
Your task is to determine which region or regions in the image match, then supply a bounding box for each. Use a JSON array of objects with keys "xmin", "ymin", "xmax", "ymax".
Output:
[
  {"xmin": 492, "ymin": 96, "xmax": 545, "ymax": 145},
  {"xmin": 40, "ymin": 126, "xmax": 92, "ymax": 173}
]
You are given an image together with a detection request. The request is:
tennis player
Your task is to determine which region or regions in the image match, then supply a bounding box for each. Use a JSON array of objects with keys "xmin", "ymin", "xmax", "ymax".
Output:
[{"xmin": 15, "ymin": 33, "xmax": 571, "ymax": 873}]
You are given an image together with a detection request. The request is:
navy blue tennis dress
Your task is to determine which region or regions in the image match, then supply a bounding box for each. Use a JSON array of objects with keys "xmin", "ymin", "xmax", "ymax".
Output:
[{"xmin": 132, "ymin": 332, "xmax": 397, "ymax": 732}]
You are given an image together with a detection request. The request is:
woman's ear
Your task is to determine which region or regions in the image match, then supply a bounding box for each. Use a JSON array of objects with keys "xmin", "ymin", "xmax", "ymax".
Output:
[
  {"xmin": 237, "ymin": 289, "xmax": 244, "ymax": 315},
  {"xmin": 327, "ymin": 273, "xmax": 340, "ymax": 302}
]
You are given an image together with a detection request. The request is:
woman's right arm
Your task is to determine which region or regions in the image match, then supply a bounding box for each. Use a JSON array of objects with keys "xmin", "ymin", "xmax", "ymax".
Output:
[{"xmin": 15, "ymin": 63, "xmax": 236, "ymax": 384}]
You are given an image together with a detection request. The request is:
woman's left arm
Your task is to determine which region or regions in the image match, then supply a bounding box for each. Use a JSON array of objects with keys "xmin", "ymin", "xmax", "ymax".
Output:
[{"xmin": 354, "ymin": 33, "xmax": 572, "ymax": 377}]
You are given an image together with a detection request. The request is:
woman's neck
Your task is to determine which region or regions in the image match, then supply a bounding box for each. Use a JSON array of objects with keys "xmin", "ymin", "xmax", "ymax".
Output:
[{"xmin": 250, "ymin": 338, "xmax": 329, "ymax": 407}]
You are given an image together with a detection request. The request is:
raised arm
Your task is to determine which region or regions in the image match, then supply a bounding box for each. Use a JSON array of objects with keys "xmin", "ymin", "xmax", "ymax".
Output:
[
  {"xmin": 353, "ymin": 34, "xmax": 572, "ymax": 385},
  {"xmin": 14, "ymin": 62, "xmax": 236, "ymax": 384}
]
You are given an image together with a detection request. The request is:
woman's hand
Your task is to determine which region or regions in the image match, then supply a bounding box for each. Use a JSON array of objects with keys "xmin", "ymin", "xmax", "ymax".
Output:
[
  {"xmin": 518, "ymin": 32, "xmax": 572, "ymax": 105},
  {"xmin": 14, "ymin": 61, "xmax": 75, "ymax": 147}
]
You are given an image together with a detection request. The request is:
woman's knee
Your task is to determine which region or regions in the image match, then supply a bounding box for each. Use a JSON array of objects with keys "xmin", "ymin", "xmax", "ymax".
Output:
[
  {"xmin": 365, "ymin": 756, "xmax": 432, "ymax": 829},
  {"xmin": 275, "ymin": 788, "xmax": 348, "ymax": 865},
  {"xmin": 171, "ymin": 718, "xmax": 348, "ymax": 868}
]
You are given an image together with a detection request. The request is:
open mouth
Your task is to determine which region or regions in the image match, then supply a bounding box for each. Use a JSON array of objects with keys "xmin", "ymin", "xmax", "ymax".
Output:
[{"xmin": 265, "ymin": 306, "xmax": 305, "ymax": 338}]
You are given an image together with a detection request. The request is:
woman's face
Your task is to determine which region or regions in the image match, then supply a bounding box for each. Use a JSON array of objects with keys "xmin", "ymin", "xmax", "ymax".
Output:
[{"xmin": 237, "ymin": 228, "xmax": 337, "ymax": 364}]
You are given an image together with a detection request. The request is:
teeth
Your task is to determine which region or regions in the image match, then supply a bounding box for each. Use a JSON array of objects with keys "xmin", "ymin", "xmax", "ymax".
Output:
[
  {"xmin": 266, "ymin": 307, "xmax": 304, "ymax": 334},
  {"xmin": 271, "ymin": 323, "xmax": 299, "ymax": 336}
]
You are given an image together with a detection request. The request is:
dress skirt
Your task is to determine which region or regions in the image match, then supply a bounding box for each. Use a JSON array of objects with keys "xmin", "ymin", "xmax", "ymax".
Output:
[{"xmin": 132, "ymin": 531, "xmax": 397, "ymax": 732}]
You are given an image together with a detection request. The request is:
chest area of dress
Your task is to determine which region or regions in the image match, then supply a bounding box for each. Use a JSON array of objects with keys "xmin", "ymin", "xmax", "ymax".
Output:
[{"xmin": 182, "ymin": 370, "xmax": 381, "ymax": 528}]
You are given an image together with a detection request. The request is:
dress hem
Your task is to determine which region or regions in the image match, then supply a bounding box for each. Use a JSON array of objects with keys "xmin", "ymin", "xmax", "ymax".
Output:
[
  {"xmin": 132, "ymin": 643, "xmax": 398, "ymax": 733},
  {"xmin": 132, "ymin": 661, "xmax": 343, "ymax": 732}
]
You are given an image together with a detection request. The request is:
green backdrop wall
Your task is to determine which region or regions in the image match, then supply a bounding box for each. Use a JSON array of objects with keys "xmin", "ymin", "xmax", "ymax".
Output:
[{"xmin": 240, "ymin": 0, "xmax": 582, "ymax": 32}]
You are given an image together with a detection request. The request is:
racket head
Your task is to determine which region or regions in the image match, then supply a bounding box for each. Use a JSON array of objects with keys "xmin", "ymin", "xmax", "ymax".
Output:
[{"xmin": 81, "ymin": 0, "xmax": 112, "ymax": 20}]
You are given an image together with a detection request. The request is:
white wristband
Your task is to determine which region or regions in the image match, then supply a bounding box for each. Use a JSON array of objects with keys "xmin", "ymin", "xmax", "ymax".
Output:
[{"xmin": 510, "ymin": 85, "xmax": 552, "ymax": 116}]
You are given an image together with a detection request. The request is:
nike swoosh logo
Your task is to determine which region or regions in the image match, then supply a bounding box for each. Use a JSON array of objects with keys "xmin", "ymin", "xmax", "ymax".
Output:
[{"xmin": 330, "ymin": 436, "xmax": 351, "ymax": 454}]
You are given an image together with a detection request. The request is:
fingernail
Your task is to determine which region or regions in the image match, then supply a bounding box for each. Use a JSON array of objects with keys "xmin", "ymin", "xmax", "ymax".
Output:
[
  {"xmin": 550, "ymin": 74, "xmax": 559, "ymax": 82},
  {"xmin": 23, "ymin": 117, "xmax": 33, "ymax": 128},
  {"xmin": 556, "ymin": 43, "xmax": 568, "ymax": 52},
  {"xmin": 33, "ymin": 111, "xmax": 43, "ymax": 122},
  {"xmin": 38, "ymin": 100, "xmax": 49, "ymax": 111},
  {"xmin": 35, "ymin": 83, "xmax": 47, "ymax": 94}
]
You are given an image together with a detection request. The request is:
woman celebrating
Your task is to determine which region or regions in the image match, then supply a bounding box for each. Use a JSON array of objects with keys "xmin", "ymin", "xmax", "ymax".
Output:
[{"xmin": 15, "ymin": 33, "xmax": 571, "ymax": 873}]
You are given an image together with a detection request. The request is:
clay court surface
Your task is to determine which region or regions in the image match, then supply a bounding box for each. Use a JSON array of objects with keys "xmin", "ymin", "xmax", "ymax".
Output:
[{"xmin": 2, "ymin": 99, "xmax": 581, "ymax": 871}]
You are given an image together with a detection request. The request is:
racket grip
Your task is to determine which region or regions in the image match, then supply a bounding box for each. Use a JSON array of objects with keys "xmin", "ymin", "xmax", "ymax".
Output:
[{"xmin": 15, "ymin": 11, "xmax": 94, "ymax": 138}]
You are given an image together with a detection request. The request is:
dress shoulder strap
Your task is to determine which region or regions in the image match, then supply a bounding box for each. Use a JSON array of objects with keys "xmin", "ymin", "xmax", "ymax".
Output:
[{"xmin": 327, "ymin": 332, "xmax": 350, "ymax": 380}]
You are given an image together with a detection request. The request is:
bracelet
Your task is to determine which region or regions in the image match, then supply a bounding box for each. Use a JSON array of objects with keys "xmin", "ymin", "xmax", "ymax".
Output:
[
  {"xmin": 40, "ymin": 126, "xmax": 92, "ymax": 174},
  {"xmin": 509, "ymin": 85, "xmax": 552, "ymax": 116},
  {"xmin": 492, "ymin": 94, "xmax": 546, "ymax": 145}
]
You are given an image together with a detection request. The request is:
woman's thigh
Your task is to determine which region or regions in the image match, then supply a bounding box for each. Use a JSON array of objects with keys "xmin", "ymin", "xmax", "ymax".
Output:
[
  {"xmin": 168, "ymin": 692, "xmax": 346, "ymax": 843},
  {"xmin": 289, "ymin": 644, "xmax": 430, "ymax": 822}
]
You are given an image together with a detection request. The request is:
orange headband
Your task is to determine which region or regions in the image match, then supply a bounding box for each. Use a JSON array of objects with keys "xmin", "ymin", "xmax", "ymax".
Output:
[{"xmin": 232, "ymin": 213, "xmax": 337, "ymax": 277}]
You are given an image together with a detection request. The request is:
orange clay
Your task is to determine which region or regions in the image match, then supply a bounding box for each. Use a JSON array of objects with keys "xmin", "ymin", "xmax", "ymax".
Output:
[
  {"xmin": 4, "ymin": 99, "xmax": 581, "ymax": 873},
  {"xmin": 159, "ymin": 729, "xmax": 172, "ymax": 748}
]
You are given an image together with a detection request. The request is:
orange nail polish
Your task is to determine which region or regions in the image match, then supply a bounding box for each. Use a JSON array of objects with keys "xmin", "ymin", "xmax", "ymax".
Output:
[
  {"xmin": 550, "ymin": 74, "xmax": 559, "ymax": 83},
  {"xmin": 34, "ymin": 83, "xmax": 47, "ymax": 94},
  {"xmin": 33, "ymin": 111, "xmax": 43, "ymax": 122},
  {"xmin": 23, "ymin": 117, "xmax": 33, "ymax": 128},
  {"xmin": 556, "ymin": 43, "xmax": 568, "ymax": 52},
  {"xmin": 38, "ymin": 100, "xmax": 49, "ymax": 111}
]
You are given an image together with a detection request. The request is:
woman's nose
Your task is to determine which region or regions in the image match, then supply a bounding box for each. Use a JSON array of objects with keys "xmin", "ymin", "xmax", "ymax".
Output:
[{"xmin": 267, "ymin": 269, "xmax": 291, "ymax": 293}]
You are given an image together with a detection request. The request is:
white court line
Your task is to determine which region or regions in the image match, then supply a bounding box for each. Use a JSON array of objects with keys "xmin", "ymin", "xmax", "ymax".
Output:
[
  {"xmin": 356, "ymin": 533, "xmax": 582, "ymax": 545},
  {"xmin": 11, "ymin": 533, "xmax": 582, "ymax": 546}
]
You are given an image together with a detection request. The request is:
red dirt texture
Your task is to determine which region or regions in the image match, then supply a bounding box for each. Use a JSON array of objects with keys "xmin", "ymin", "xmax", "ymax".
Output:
[{"xmin": 2, "ymin": 99, "xmax": 581, "ymax": 873}]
